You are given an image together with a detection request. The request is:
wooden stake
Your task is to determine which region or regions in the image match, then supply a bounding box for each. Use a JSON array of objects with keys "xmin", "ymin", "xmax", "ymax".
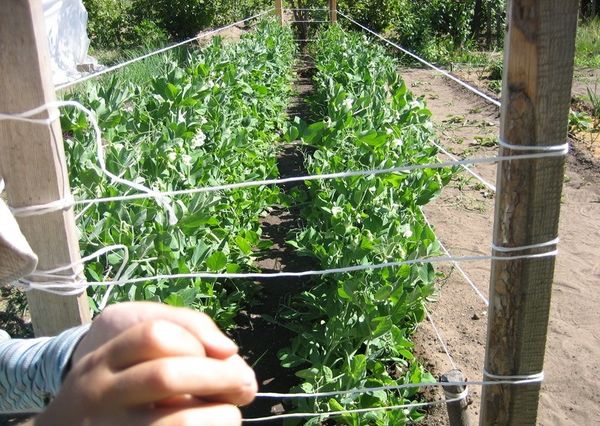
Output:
[
  {"xmin": 480, "ymin": 1, "xmax": 578, "ymax": 424},
  {"xmin": 329, "ymin": 0, "xmax": 337, "ymax": 23},
  {"xmin": 0, "ymin": 0, "xmax": 91, "ymax": 336},
  {"xmin": 441, "ymin": 370, "xmax": 471, "ymax": 426},
  {"xmin": 275, "ymin": 0, "xmax": 284, "ymax": 25}
]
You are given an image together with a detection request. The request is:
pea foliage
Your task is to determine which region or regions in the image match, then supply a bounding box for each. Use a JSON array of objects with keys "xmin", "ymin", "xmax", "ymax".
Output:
[
  {"xmin": 61, "ymin": 21, "xmax": 295, "ymax": 328},
  {"xmin": 278, "ymin": 26, "xmax": 452, "ymax": 425}
]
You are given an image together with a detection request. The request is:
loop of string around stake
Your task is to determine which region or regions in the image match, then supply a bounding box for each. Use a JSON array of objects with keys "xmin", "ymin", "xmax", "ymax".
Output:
[
  {"xmin": 483, "ymin": 369, "xmax": 544, "ymax": 382},
  {"xmin": 492, "ymin": 237, "xmax": 560, "ymax": 254},
  {"xmin": 16, "ymin": 245, "xmax": 129, "ymax": 298},
  {"xmin": 498, "ymin": 138, "xmax": 570, "ymax": 154},
  {"xmin": 0, "ymin": 101, "xmax": 177, "ymax": 224},
  {"xmin": 443, "ymin": 387, "xmax": 469, "ymax": 401}
]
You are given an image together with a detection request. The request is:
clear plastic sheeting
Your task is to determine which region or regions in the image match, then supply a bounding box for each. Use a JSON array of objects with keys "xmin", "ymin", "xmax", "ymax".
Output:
[{"xmin": 43, "ymin": 0, "xmax": 97, "ymax": 86}]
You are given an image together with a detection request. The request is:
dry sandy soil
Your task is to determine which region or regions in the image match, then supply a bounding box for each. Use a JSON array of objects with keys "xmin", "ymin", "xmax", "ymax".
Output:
[{"xmin": 402, "ymin": 67, "xmax": 600, "ymax": 425}]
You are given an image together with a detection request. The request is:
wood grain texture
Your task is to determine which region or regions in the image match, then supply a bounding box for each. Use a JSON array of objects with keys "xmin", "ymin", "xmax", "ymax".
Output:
[
  {"xmin": 441, "ymin": 370, "xmax": 471, "ymax": 426},
  {"xmin": 479, "ymin": 1, "xmax": 578, "ymax": 424},
  {"xmin": 0, "ymin": 0, "xmax": 91, "ymax": 336},
  {"xmin": 329, "ymin": 0, "xmax": 337, "ymax": 23},
  {"xmin": 275, "ymin": 0, "xmax": 284, "ymax": 25}
]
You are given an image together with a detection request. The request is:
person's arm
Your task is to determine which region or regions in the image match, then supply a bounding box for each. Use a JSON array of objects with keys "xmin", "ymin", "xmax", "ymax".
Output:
[
  {"xmin": 6, "ymin": 303, "xmax": 256, "ymax": 426},
  {"xmin": 0, "ymin": 325, "xmax": 90, "ymax": 414}
]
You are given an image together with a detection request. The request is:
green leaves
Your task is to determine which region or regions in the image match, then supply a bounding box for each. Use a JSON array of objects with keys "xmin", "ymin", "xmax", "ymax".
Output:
[
  {"xmin": 278, "ymin": 26, "xmax": 453, "ymax": 424},
  {"xmin": 206, "ymin": 251, "xmax": 227, "ymax": 271},
  {"xmin": 64, "ymin": 20, "xmax": 296, "ymax": 328}
]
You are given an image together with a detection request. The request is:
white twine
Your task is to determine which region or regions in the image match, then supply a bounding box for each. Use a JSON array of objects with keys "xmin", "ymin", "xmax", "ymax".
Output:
[
  {"xmin": 17, "ymin": 244, "xmax": 128, "ymax": 297},
  {"xmin": 0, "ymin": 101, "xmax": 177, "ymax": 224},
  {"xmin": 242, "ymin": 397, "xmax": 460, "ymax": 422},
  {"xmin": 426, "ymin": 309, "xmax": 457, "ymax": 370},
  {"xmin": 55, "ymin": 10, "xmax": 274, "ymax": 91},
  {"xmin": 254, "ymin": 375, "xmax": 545, "ymax": 400},
  {"xmin": 284, "ymin": 8, "xmax": 329, "ymax": 11},
  {"xmin": 492, "ymin": 237, "xmax": 559, "ymax": 253},
  {"xmin": 15, "ymin": 248, "xmax": 559, "ymax": 294},
  {"xmin": 430, "ymin": 139, "xmax": 496, "ymax": 192},
  {"xmin": 498, "ymin": 139, "xmax": 569, "ymax": 153},
  {"xmin": 337, "ymin": 11, "xmax": 502, "ymax": 108},
  {"xmin": 483, "ymin": 369, "xmax": 544, "ymax": 382},
  {"xmin": 72, "ymin": 149, "xmax": 567, "ymax": 208},
  {"xmin": 420, "ymin": 208, "xmax": 490, "ymax": 305},
  {"xmin": 290, "ymin": 20, "xmax": 330, "ymax": 24},
  {"xmin": 443, "ymin": 387, "xmax": 469, "ymax": 401}
]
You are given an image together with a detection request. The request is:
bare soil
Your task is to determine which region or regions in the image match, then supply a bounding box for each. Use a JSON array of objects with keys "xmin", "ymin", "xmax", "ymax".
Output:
[
  {"xmin": 401, "ymin": 67, "xmax": 600, "ymax": 425},
  {"xmin": 237, "ymin": 56, "xmax": 317, "ymax": 423}
]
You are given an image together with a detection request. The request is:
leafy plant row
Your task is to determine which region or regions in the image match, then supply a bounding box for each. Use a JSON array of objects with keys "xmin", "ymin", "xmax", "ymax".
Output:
[
  {"xmin": 278, "ymin": 26, "xmax": 452, "ymax": 425},
  {"xmin": 61, "ymin": 20, "xmax": 295, "ymax": 328}
]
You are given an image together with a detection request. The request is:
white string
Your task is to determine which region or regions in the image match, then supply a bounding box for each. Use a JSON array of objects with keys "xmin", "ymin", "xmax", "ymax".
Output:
[
  {"xmin": 420, "ymin": 208, "xmax": 490, "ymax": 305},
  {"xmin": 483, "ymin": 369, "xmax": 544, "ymax": 382},
  {"xmin": 492, "ymin": 237, "xmax": 559, "ymax": 253},
  {"xmin": 426, "ymin": 309, "xmax": 457, "ymax": 370},
  {"xmin": 1, "ymin": 101, "xmax": 177, "ymax": 224},
  {"xmin": 10, "ymin": 195, "xmax": 75, "ymax": 217},
  {"xmin": 255, "ymin": 375, "xmax": 544, "ymax": 400},
  {"xmin": 16, "ymin": 245, "xmax": 129, "ymax": 296},
  {"xmin": 242, "ymin": 397, "xmax": 460, "ymax": 422},
  {"xmin": 0, "ymin": 102, "xmax": 72, "ymax": 217},
  {"xmin": 284, "ymin": 8, "xmax": 329, "ymax": 11},
  {"xmin": 498, "ymin": 139, "xmax": 569, "ymax": 153},
  {"xmin": 430, "ymin": 139, "xmax": 496, "ymax": 192},
  {"xmin": 15, "ymin": 249, "xmax": 559, "ymax": 294},
  {"xmin": 55, "ymin": 10, "xmax": 274, "ymax": 91},
  {"xmin": 337, "ymin": 11, "xmax": 502, "ymax": 108},
  {"xmin": 72, "ymin": 149, "xmax": 567, "ymax": 208},
  {"xmin": 443, "ymin": 387, "xmax": 469, "ymax": 401}
]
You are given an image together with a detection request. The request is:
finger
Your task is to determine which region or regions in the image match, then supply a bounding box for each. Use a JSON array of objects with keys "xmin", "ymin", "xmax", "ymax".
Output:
[
  {"xmin": 142, "ymin": 403, "xmax": 242, "ymax": 426},
  {"xmin": 102, "ymin": 303, "xmax": 238, "ymax": 359},
  {"xmin": 112, "ymin": 356, "xmax": 257, "ymax": 407},
  {"xmin": 105, "ymin": 320, "xmax": 206, "ymax": 369}
]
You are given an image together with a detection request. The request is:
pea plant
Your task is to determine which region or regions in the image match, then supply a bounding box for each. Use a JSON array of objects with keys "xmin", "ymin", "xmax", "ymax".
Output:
[
  {"xmin": 61, "ymin": 20, "xmax": 295, "ymax": 329},
  {"xmin": 278, "ymin": 27, "xmax": 452, "ymax": 424}
]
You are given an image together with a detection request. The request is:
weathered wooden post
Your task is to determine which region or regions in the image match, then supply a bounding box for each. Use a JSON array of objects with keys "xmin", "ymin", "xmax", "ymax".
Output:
[
  {"xmin": 480, "ymin": 0, "xmax": 579, "ymax": 424},
  {"xmin": 0, "ymin": 0, "xmax": 91, "ymax": 335},
  {"xmin": 275, "ymin": 0, "xmax": 284, "ymax": 25},
  {"xmin": 441, "ymin": 370, "xmax": 471, "ymax": 426},
  {"xmin": 329, "ymin": 0, "xmax": 337, "ymax": 23}
]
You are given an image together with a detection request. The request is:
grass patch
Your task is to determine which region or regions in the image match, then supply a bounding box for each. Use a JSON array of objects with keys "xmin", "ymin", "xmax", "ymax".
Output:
[{"xmin": 576, "ymin": 18, "xmax": 600, "ymax": 67}]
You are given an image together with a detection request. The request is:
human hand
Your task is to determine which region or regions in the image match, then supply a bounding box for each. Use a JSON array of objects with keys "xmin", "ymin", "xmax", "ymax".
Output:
[
  {"xmin": 33, "ymin": 304, "xmax": 257, "ymax": 426},
  {"xmin": 72, "ymin": 302, "xmax": 239, "ymax": 365}
]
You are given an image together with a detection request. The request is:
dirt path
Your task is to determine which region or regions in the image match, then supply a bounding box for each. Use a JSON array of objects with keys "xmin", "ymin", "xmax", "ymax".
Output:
[
  {"xmin": 401, "ymin": 67, "xmax": 600, "ymax": 425},
  {"xmin": 237, "ymin": 55, "xmax": 317, "ymax": 422}
]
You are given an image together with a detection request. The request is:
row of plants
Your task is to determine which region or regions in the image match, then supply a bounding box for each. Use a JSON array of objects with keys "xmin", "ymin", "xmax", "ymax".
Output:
[
  {"xmin": 83, "ymin": 0, "xmax": 272, "ymax": 49},
  {"xmin": 84, "ymin": 0, "xmax": 506, "ymax": 64},
  {"xmin": 277, "ymin": 26, "xmax": 452, "ymax": 424},
  {"xmin": 61, "ymin": 20, "xmax": 296, "ymax": 328}
]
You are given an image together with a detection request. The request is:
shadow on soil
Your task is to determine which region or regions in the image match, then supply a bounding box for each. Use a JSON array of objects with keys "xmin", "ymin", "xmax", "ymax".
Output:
[{"xmin": 237, "ymin": 53, "xmax": 319, "ymax": 422}]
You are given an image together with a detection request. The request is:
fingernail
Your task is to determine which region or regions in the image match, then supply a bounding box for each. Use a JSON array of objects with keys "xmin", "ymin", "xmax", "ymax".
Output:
[
  {"xmin": 243, "ymin": 368, "xmax": 257, "ymax": 390},
  {"xmin": 212, "ymin": 332, "xmax": 238, "ymax": 352}
]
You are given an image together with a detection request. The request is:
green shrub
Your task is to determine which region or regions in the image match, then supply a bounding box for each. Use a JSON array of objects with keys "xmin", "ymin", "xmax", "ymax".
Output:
[{"xmin": 83, "ymin": 0, "xmax": 169, "ymax": 49}]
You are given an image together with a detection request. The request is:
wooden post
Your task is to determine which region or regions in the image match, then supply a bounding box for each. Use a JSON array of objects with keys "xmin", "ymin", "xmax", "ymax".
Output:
[
  {"xmin": 441, "ymin": 370, "xmax": 471, "ymax": 426},
  {"xmin": 480, "ymin": 1, "xmax": 578, "ymax": 424},
  {"xmin": 0, "ymin": 0, "xmax": 91, "ymax": 336},
  {"xmin": 329, "ymin": 0, "xmax": 337, "ymax": 24},
  {"xmin": 275, "ymin": 0, "xmax": 284, "ymax": 25}
]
